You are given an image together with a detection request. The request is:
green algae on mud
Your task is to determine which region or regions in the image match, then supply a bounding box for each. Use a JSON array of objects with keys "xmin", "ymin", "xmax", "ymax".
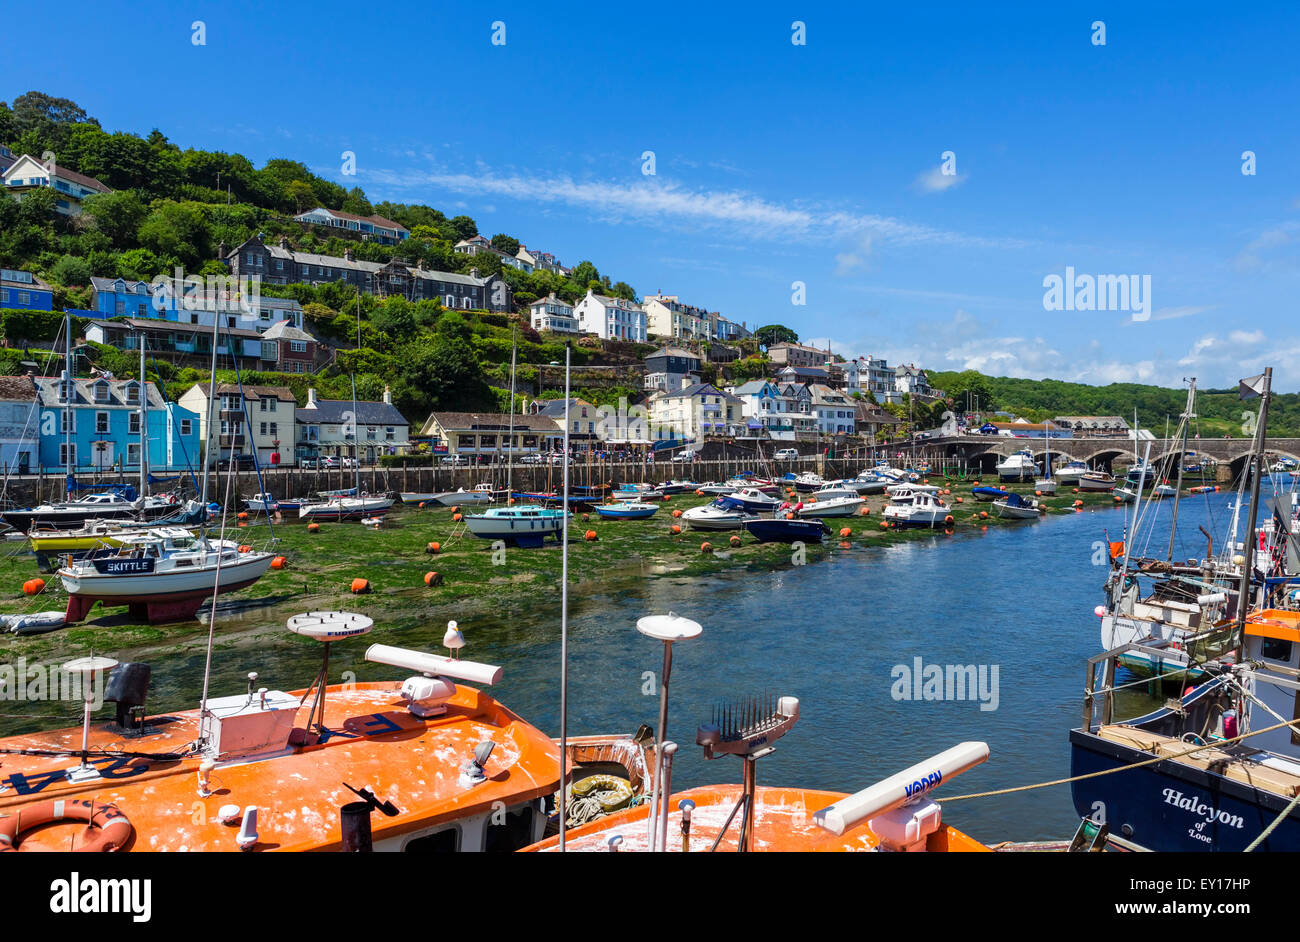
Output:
[{"xmin": 0, "ymin": 482, "xmax": 1125, "ymax": 664}]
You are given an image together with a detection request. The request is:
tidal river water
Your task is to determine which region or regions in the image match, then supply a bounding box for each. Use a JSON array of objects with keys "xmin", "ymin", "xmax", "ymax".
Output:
[{"xmin": 11, "ymin": 479, "xmax": 1285, "ymax": 844}]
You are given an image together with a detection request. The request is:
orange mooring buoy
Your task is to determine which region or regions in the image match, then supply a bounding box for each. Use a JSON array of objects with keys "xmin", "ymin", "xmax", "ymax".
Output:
[
  {"xmin": 23, "ymin": 578, "xmax": 45, "ymax": 596},
  {"xmin": 424, "ymin": 571, "xmax": 443, "ymax": 587},
  {"xmin": 271, "ymin": 556, "xmax": 287, "ymax": 570},
  {"xmin": 700, "ymin": 541, "xmax": 713, "ymax": 553},
  {"xmin": 671, "ymin": 524, "xmax": 682, "ymax": 534},
  {"xmin": 452, "ymin": 513, "xmax": 463, "ymax": 522},
  {"xmin": 729, "ymin": 535, "xmax": 741, "ymax": 547},
  {"xmin": 426, "ymin": 542, "xmax": 441, "ymax": 554},
  {"xmin": 307, "ymin": 522, "xmax": 320, "ymax": 533},
  {"xmin": 237, "ymin": 511, "xmax": 248, "ymax": 520},
  {"xmin": 672, "ymin": 509, "xmax": 682, "ymax": 518},
  {"xmin": 350, "ymin": 578, "xmax": 370, "ymax": 594},
  {"xmin": 584, "ymin": 529, "xmax": 598, "ymax": 541},
  {"xmin": 839, "ymin": 527, "xmax": 852, "ymax": 538}
]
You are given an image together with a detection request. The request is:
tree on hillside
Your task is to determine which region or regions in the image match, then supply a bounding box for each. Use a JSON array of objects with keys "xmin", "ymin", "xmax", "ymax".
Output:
[
  {"xmin": 341, "ymin": 187, "xmax": 373, "ymax": 217},
  {"xmin": 81, "ymin": 190, "xmax": 148, "ymax": 249},
  {"xmin": 448, "ymin": 215, "xmax": 478, "ymax": 242},
  {"xmin": 754, "ymin": 325, "xmax": 798, "ymax": 349},
  {"xmin": 490, "ymin": 234, "xmax": 520, "ymax": 255}
]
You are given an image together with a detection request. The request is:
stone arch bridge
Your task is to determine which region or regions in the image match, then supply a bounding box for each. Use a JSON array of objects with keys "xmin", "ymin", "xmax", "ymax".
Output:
[{"xmin": 928, "ymin": 436, "xmax": 1300, "ymax": 481}]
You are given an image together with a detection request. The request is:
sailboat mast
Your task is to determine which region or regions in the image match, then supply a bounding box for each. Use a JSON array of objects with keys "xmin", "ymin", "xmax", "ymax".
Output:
[
  {"xmin": 139, "ymin": 334, "xmax": 148, "ymax": 497},
  {"xmin": 200, "ymin": 314, "xmax": 221, "ymax": 509},
  {"xmin": 558, "ymin": 342, "xmax": 572, "ymax": 851},
  {"xmin": 1166, "ymin": 379, "xmax": 1195, "ymax": 561},
  {"xmin": 63, "ymin": 306, "xmax": 71, "ymax": 493},
  {"xmin": 1233, "ymin": 368, "xmax": 1272, "ymax": 650},
  {"xmin": 507, "ymin": 329, "xmax": 516, "ymax": 497},
  {"xmin": 351, "ymin": 374, "xmax": 360, "ymax": 494}
]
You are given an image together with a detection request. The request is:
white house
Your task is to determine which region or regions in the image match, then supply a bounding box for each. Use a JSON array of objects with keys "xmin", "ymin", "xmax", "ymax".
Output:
[
  {"xmin": 647, "ymin": 381, "xmax": 744, "ymax": 441},
  {"xmin": 573, "ymin": 289, "xmax": 646, "ymax": 342},
  {"xmin": 529, "ymin": 293, "xmax": 578, "ymax": 333},
  {"xmin": 292, "ymin": 207, "xmax": 409, "ymax": 245},
  {"xmin": 3, "ymin": 154, "xmax": 111, "ymax": 215},
  {"xmin": 178, "ymin": 383, "xmax": 298, "ymax": 468},
  {"xmin": 808, "ymin": 383, "xmax": 856, "ymax": 435},
  {"xmin": 454, "ymin": 235, "xmax": 534, "ymax": 273}
]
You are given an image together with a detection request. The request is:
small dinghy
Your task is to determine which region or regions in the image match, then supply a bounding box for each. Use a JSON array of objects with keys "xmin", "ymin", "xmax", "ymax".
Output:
[
  {"xmin": 594, "ymin": 501, "xmax": 659, "ymax": 520},
  {"xmin": 971, "ymin": 485, "xmax": 1010, "ymax": 502},
  {"xmin": 1, "ymin": 611, "xmax": 67, "ymax": 635}
]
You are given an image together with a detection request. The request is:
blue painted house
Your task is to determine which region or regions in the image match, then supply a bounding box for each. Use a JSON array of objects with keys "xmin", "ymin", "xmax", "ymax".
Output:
[
  {"xmin": 0, "ymin": 269, "xmax": 54, "ymax": 311},
  {"xmin": 90, "ymin": 277, "xmax": 169, "ymax": 319},
  {"xmin": 32, "ymin": 375, "xmax": 201, "ymax": 474}
]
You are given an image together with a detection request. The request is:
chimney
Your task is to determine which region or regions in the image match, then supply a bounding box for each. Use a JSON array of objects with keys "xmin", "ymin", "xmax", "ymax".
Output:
[
  {"xmin": 306, "ymin": 387, "xmax": 318, "ymax": 408},
  {"xmin": 469, "ymin": 267, "xmax": 479, "ymax": 279},
  {"xmin": 382, "ymin": 385, "xmax": 391, "ymax": 405},
  {"xmin": 344, "ymin": 248, "xmax": 355, "ymax": 262},
  {"xmin": 278, "ymin": 235, "xmax": 289, "ymax": 249},
  {"xmin": 218, "ymin": 239, "xmax": 228, "ymax": 258},
  {"xmin": 681, "ymin": 376, "xmax": 692, "ymax": 391}
]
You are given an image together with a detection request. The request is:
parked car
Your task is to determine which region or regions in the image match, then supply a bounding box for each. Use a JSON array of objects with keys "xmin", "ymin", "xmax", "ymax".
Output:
[
  {"xmin": 440, "ymin": 455, "xmax": 468, "ymax": 466},
  {"xmin": 520, "ymin": 453, "xmax": 545, "ymax": 465},
  {"xmin": 217, "ymin": 453, "xmax": 256, "ymax": 471},
  {"xmin": 773, "ymin": 448, "xmax": 800, "ymax": 461},
  {"xmin": 672, "ymin": 450, "xmax": 698, "ymax": 462}
]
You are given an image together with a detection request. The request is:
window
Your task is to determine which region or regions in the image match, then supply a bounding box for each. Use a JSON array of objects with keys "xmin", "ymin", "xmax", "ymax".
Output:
[
  {"xmin": 126, "ymin": 384, "xmax": 139, "ymax": 404},
  {"xmin": 60, "ymin": 442, "xmax": 76, "ymax": 467},
  {"xmin": 290, "ymin": 340, "xmax": 307, "ymax": 353},
  {"xmin": 386, "ymin": 427, "xmax": 395, "ymax": 441},
  {"xmin": 129, "ymin": 413, "xmax": 140, "ymax": 435},
  {"xmin": 61, "ymin": 408, "xmax": 75, "ymax": 432},
  {"xmin": 259, "ymin": 398, "xmax": 271, "ymax": 412},
  {"xmin": 127, "ymin": 443, "xmax": 141, "ymax": 466},
  {"xmin": 180, "ymin": 419, "xmax": 193, "ymax": 436},
  {"xmin": 457, "ymin": 435, "xmax": 476, "ymax": 449},
  {"xmin": 260, "ymin": 308, "xmax": 271, "ymax": 321},
  {"xmin": 270, "ymin": 422, "xmax": 278, "ymax": 437},
  {"xmin": 1262, "ymin": 638, "xmax": 1293, "ymax": 662},
  {"xmin": 96, "ymin": 411, "xmax": 110, "ymax": 434},
  {"xmin": 260, "ymin": 422, "xmax": 268, "ymax": 436},
  {"xmin": 116, "ymin": 300, "xmax": 126, "ymax": 315},
  {"xmin": 366, "ymin": 426, "xmax": 375, "ymax": 440}
]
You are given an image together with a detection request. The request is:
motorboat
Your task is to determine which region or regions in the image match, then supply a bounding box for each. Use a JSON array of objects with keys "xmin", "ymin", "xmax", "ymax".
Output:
[
  {"xmin": 992, "ymin": 493, "xmax": 1041, "ymax": 520},
  {"xmin": 463, "ymin": 505, "xmax": 569, "ymax": 548},
  {"xmin": 883, "ymin": 485, "xmax": 952, "ymax": 529},
  {"xmin": 298, "ymin": 494, "xmax": 395, "ymax": 521},
  {"xmin": 245, "ymin": 492, "xmax": 301, "ymax": 514},
  {"xmin": 1077, "ymin": 471, "xmax": 1117, "ymax": 492},
  {"xmin": 851, "ymin": 472, "xmax": 889, "ymax": 495},
  {"xmin": 995, "ymin": 450, "xmax": 1038, "ymax": 482},
  {"xmin": 1, "ymin": 489, "xmax": 171, "ymax": 532},
  {"xmin": 594, "ymin": 501, "xmax": 659, "ymax": 520},
  {"xmin": 788, "ymin": 472, "xmax": 826, "ymax": 494},
  {"xmin": 971, "ymin": 485, "xmax": 1010, "ymax": 502},
  {"xmin": 653, "ymin": 480, "xmax": 697, "ymax": 496},
  {"xmin": 697, "ymin": 482, "xmax": 737, "ymax": 496},
  {"xmin": 29, "ymin": 522, "xmax": 200, "ymax": 571},
  {"xmin": 58, "ymin": 531, "xmax": 275, "ymax": 623},
  {"xmin": 1125, "ymin": 461, "xmax": 1157, "ymax": 486},
  {"xmin": 717, "ymin": 487, "xmax": 783, "ymax": 514},
  {"xmin": 1054, "ymin": 460, "xmax": 1089, "ymax": 484},
  {"xmin": 681, "ymin": 501, "xmax": 753, "ymax": 531},
  {"xmin": 1113, "ymin": 486, "xmax": 1138, "ymax": 504},
  {"xmin": 744, "ymin": 517, "xmax": 832, "ymax": 543},
  {"xmin": 404, "ymin": 483, "xmax": 496, "ymax": 505},
  {"xmin": 795, "ymin": 493, "xmax": 864, "ymax": 518}
]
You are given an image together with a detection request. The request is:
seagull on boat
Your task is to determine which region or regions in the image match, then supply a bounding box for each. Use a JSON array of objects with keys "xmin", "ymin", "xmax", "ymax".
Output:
[{"xmin": 443, "ymin": 620, "xmax": 465, "ymax": 659}]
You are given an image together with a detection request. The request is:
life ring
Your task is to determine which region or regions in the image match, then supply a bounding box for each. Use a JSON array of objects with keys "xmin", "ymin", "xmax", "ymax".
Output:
[{"xmin": 0, "ymin": 799, "xmax": 133, "ymax": 852}]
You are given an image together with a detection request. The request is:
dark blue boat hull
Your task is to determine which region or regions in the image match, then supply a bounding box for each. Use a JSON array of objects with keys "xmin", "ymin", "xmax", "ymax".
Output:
[
  {"xmin": 743, "ymin": 518, "xmax": 829, "ymax": 543},
  {"xmin": 1069, "ymin": 728, "xmax": 1300, "ymax": 851}
]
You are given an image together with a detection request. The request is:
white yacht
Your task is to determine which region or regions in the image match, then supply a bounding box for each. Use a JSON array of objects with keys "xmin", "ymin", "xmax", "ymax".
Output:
[{"xmin": 995, "ymin": 450, "xmax": 1038, "ymax": 482}]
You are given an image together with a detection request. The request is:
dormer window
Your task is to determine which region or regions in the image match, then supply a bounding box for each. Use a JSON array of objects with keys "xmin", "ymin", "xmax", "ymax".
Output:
[
  {"xmin": 125, "ymin": 383, "xmax": 140, "ymax": 405},
  {"xmin": 94, "ymin": 380, "xmax": 111, "ymax": 403}
]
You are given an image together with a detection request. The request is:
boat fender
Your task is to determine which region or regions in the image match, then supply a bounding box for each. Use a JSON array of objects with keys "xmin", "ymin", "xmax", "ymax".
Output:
[{"xmin": 0, "ymin": 799, "xmax": 132, "ymax": 852}]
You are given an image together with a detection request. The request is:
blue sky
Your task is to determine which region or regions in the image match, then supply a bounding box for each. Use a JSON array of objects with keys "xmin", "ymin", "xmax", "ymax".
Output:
[{"xmin": 7, "ymin": 1, "xmax": 1299, "ymax": 389}]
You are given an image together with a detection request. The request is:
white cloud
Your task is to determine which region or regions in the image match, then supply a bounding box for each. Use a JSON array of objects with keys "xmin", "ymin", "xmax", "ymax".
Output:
[
  {"xmin": 367, "ymin": 164, "xmax": 1025, "ymax": 251},
  {"xmin": 914, "ymin": 166, "xmax": 965, "ymax": 194},
  {"xmin": 834, "ymin": 235, "xmax": 875, "ymax": 275}
]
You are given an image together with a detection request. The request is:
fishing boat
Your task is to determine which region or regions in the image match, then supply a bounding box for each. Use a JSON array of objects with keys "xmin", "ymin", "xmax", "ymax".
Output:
[
  {"xmin": 463, "ymin": 505, "xmax": 569, "ymax": 548},
  {"xmin": 744, "ymin": 517, "xmax": 832, "ymax": 543},
  {"xmin": 1071, "ymin": 607, "xmax": 1300, "ymax": 851},
  {"xmin": 0, "ymin": 614, "xmax": 577, "ymax": 852},
  {"xmin": 1078, "ymin": 470, "xmax": 1117, "ymax": 492},
  {"xmin": 883, "ymin": 485, "xmax": 952, "ymax": 529},
  {"xmin": 995, "ymin": 450, "xmax": 1038, "ymax": 482},
  {"xmin": 851, "ymin": 471, "xmax": 889, "ymax": 494},
  {"xmin": 717, "ymin": 487, "xmax": 783, "ymax": 514},
  {"xmin": 528, "ymin": 613, "xmax": 994, "ymax": 853},
  {"xmin": 58, "ymin": 530, "xmax": 275, "ymax": 624},
  {"xmin": 594, "ymin": 501, "xmax": 659, "ymax": 520},
  {"xmin": 1054, "ymin": 460, "xmax": 1090, "ymax": 484},
  {"xmin": 681, "ymin": 501, "xmax": 752, "ymax": 531},
  {"xmin": 992, "ymin": 492, "xmax": 1041, "ymax": 520},
  {"xmin": 970, "ymin": 485, "xmax": 1010, "ymax": 502}
]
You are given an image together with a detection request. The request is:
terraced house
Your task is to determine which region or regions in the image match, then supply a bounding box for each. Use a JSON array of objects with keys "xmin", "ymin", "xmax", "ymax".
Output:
[
  {"xmin": 0, "ymin": 269, "xmax": 53, "ymax": 311},
  {"xmin": 178, "ymin": 383, "xmax": 297, "ymax": 468},
  {"xmin": 296, "ymin": 386, "xmax": 410, "ymax": 465},
  {"xmin": 573, "ymin": 289, "xmax": 646, "ymax": 342},
  {"xmin": 32, "ymin": 375, "xmax": 200, "ymax": 473},
  {"xmin": 223, "ymin": 234, "xmax": 512, "ymax": 312}
]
